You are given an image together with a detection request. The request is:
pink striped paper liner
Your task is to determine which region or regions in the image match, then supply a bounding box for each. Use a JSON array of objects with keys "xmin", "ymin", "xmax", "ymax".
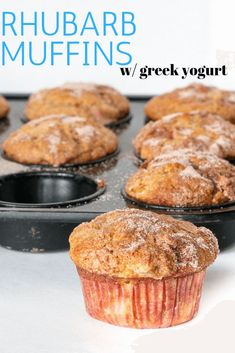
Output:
[{"xmin": 77, "ymin": 268, "xmax": 206, "ymax": 329}]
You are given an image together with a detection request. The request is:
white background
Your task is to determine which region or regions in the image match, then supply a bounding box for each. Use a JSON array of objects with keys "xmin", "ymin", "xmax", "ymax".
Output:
[
  {"xmin": 1, "ymin": 245, "xmax": 235, "ymax": 353},
  {"xmin": 0, "ymin": 0, "xmax": 235, "ymax": 95}
]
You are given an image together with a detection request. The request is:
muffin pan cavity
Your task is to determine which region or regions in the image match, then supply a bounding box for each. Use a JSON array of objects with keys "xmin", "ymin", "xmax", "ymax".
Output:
[
  {"xmin": 0, "ymin": 172, "xmax": 105, "ymax": 208},
  {"xmin": 0, "ymin": 171, "xmax": 105, "ymax": 252}
]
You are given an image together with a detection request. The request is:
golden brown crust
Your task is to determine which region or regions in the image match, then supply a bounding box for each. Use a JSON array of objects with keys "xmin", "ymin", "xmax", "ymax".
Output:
[
  {"xmin": 0, "ymin": 95, "xmax": 10, "ymax": 119},
  {"xmin": 25, "ymin": 83, "xmax": 130, "ymax": 124},
  {"xmin": 3, "ymin": 115, "xmax": 118, "ymax": 167},
  {"xmin": 145, "ymin": 83, "xmax": 235, "ymax": 123},
  {"xmin": 134, "ymin": 111, "xmax": 235, "ymax": 161},
  {"xmin": 69, "ymin": 209, "xmax": 219, "ymax": 280},
  {"xmin": 125, "ymin": 150, "xmax": 235, "ymax": 207}
]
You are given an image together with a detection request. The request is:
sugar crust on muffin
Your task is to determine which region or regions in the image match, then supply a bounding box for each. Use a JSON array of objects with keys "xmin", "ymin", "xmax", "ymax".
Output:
[
  {"xmin": 134, "ymin": 111, "xmax": 235, "ymax": 161},
  {"xmin": 25, "ymin": 82, "xmax": 130, "ymax": 124},
  {"xmin": 69, "ymin": 209, "xmax": 218, "ymax": 280},
  {"xmin": 145, "ymin": 83, "xmax": 235, "ymax": 123},
  {"xmin": 125, "ymin": 150, "xmax": 235, "ymax": 207},
  {"xmin": 3, "ymin": 115, "xmax": 118, "ymax": 166}
]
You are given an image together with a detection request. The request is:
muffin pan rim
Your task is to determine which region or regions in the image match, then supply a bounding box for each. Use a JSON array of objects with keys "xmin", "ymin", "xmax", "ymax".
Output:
[{"xmin": 121, "ymin": 187, "xmax": 235, "ymax": 215}]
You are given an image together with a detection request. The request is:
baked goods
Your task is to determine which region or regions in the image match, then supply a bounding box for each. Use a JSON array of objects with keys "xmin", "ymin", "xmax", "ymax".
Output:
[
  {"xmin": 0, "ymin": 95, "xmax": 10, "ymax": 119},
  {"xmin": 25, "ymin": 82, "xmax": 130, "ymax": 125},
  {"xmin": 134, "ymin": 111, "xmax": 235, "ymax": 161},
  {"xmin": 145, "ymin": 83, "xmax": 235, "ymax": 123},
  {"xmin": 69, "ymin": 208, "xmax": 218, "ymax": 328},
  {"xmin": 3, "ymin": 115, "xmax": 118, "ymax": 167},
  {"xmin": 125, "ymin": 150, "xmax": 235, "ymax": 207}
]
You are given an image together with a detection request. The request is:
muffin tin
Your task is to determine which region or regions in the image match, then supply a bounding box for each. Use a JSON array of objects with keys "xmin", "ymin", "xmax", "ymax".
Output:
[{"xmin": 0, "ymin": 94, "xmax": 234, "ymax": 251}]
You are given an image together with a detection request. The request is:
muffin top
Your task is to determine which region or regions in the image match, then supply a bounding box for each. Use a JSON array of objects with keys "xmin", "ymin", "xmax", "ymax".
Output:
[
  {"xmin": 3, "ymin": 115, "xmax": 118, "ymax": 167},
  {"xmin": 69, "ymin": 209, "xmax": 218, "ymax": 280},
  {"xmin": 145, "ymin": 83, "xmax": 235, "ymax": 123},
  {"xmin": 134, "ymin": 111, "xmax": 235, "ymax": 161},
  {"xmin": 0, "ymin": 95, "xmax": 10, "ymax": 119},
  {"xmin": 125, "ymin": 150, "xmax": 235, "ymax": 207},
  {"xmin": 25, "ymin": 82, "xmax": 130, "ymax": 125}
]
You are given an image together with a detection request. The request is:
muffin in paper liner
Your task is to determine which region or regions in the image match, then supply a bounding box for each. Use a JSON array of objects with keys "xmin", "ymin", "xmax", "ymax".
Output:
[
  {"xmin": 78, "ymin": 268, "xmax": 205, "ymax": 329},
  {"xmin": 69, "ymin": 209, "xmax": 218, "ymax": 329}
]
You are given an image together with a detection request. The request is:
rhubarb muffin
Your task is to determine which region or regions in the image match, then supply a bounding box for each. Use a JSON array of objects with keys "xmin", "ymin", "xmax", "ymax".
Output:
[
  {"xmin": 0, "ymin": 95, "xmax": 10, "ymax": 119},
  {"xmin": 134, "ymin": 111, "xmax": 235, "ymax": 161},
  {"xmin": 125, "ymin": 150, "xmax": 235, "ymax": 208},
  {"xmin": 69, "ymin": 208, "xmax": 218, "ymax": 328},
  {"xmin": 3, "ymin": 115, "xmax": 118, "ymax": 167},
  {"xmin": 25, "ymin": 82, "xmax": 130, "ymax": 125},
  {"xmin": 145, "ymin": 83, "xmax": 235, "ymax": 123}
]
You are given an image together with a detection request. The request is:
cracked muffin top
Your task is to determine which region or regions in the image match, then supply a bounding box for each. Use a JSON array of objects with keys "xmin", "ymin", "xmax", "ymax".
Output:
[
  {"xmin": 25, "ymin": 82, "xmax": 130, "ymax": 125},
  {"xmin": 69, "ymin": 209, "xmax": 219, "ymax": 280},
  {"xmin": 3, "ymin": 115, "xmax": 118, "ymax": 167},
  {"xmin": 0, "ymin": 95, "xmax": 10, "ymax": 119},
  {"xmin": 125, "ymin": 150, "xmax": 235, "ymax": 207},
  {"xmin": 145, "ymin": 83, "xmax": 235, "ymax": 123},
  {"xmin": 134, "ymin": 111, "xmax": 235, "ymax": 161}
]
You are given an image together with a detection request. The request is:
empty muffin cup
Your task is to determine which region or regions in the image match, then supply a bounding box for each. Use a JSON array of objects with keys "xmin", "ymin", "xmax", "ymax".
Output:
[
  {"xmin": 0, "ymin": 172, "xmax": 105, "ymax": 207},
  {"xmin": 0, "ymin": 172, "xmax": 105, "ymax": 252}
]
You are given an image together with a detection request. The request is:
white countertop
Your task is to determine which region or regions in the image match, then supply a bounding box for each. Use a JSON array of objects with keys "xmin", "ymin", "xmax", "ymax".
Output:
[{"xmin": 0, "ymin": 244, "xmax": 235, "ymax": 353}]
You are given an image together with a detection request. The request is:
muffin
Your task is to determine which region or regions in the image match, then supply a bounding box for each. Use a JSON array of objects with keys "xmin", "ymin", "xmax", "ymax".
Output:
[
  {"xmin": 69, "ymin": 209, "xmax": 218, "ymax": 328},
  {"xmin": 125, "ymin": 150, "xmax": 235, "ymax": 207},
  {"xmin": 3, "ymin": 115, "xmax": 118, "ymax": 167},
  {"xmin": 134, "ymin": 111, "xmax": 235, "ymax": 161},
  {"xmin": 25, "ymin": 82, "xmax": 130, "ymax": 125},
  {"xmin": 0, "ymin": 95, "xmax": 10, "ymax": 119},
  {"xmin": 145, "ymin": 83, "xmax": 235, "ymax": 123}
]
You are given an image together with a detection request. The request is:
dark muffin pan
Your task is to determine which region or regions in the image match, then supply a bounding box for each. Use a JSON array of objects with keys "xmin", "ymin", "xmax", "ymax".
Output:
[{"xmin": 0, "ymin": 94, "xmax": 234, "ymax": 252}]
